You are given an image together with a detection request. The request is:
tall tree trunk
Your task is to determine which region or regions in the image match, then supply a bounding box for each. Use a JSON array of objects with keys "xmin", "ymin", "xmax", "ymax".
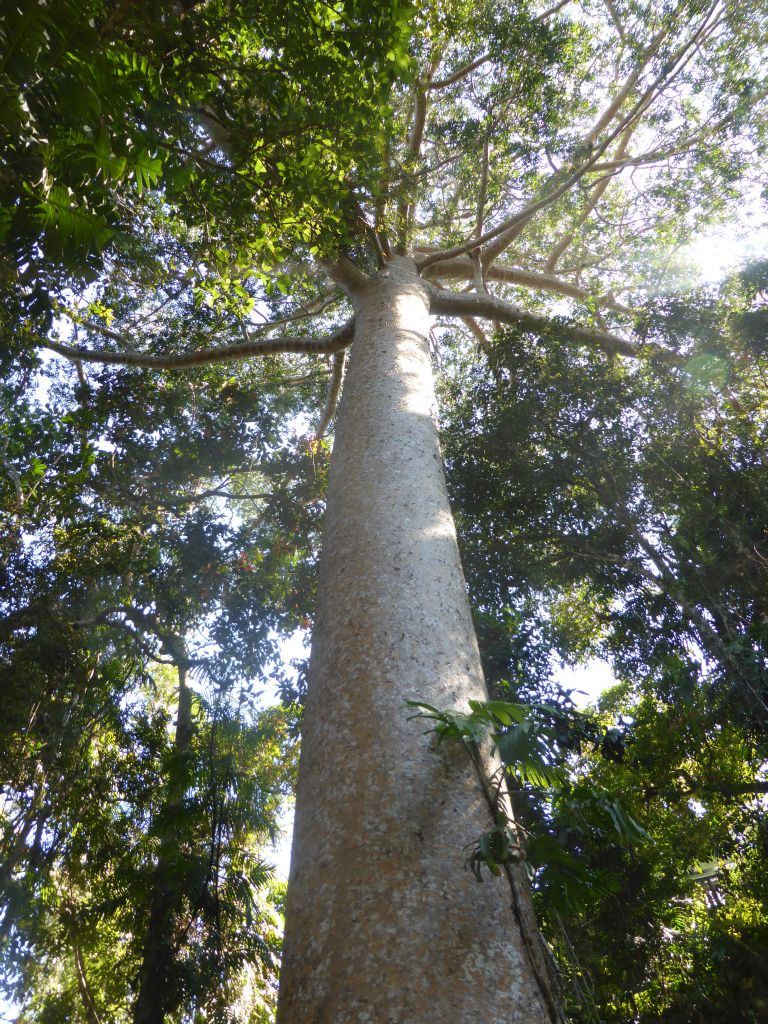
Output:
[
  {"xmin": 133, "ymin": 660, "xmax": 192, "ymax": 1024},
  {"xmin": 278, "ymin": 258, "xmax": 558, "ymax": 1023}
]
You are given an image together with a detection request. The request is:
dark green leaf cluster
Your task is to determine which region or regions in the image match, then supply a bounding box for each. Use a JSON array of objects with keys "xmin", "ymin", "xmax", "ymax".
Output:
[
  {"xmin": 1, "ymin": 0, "xmax": 413, "ymax": 330},
  {"xmin": 408, "ymin": 697, "xmax": 640, "ymax": 886}
]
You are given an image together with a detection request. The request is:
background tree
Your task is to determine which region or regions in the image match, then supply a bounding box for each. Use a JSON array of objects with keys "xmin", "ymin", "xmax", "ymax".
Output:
[
  {"xmin": 0, "ymin": 333, "xmax": 320, "ymax": 1021},
  {"xmin": 3, "ymin": 0, "xmax": 768, "ymax": 1021},
  {"xmin": 548, "ymin": 682, "xmax": 768, "ymax": 1024}
]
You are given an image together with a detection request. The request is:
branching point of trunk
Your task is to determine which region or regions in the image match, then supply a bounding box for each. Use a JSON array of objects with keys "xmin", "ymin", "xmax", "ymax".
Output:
[{"xmin": 320, "ymin": 258, "xmax": 371, "ymax": 296}]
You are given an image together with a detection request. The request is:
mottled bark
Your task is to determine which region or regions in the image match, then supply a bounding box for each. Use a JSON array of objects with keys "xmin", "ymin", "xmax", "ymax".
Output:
[{"xmin": 277, "ymin": 258, "xmax": 555, "ymax": 1023}]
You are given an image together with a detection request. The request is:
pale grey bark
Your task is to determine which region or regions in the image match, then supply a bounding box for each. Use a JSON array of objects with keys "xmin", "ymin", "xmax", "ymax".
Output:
[
  {"xmin": 314, "ymin": 350, "xmax": 346, "ymax": 438},
  {"xmin": 419, "ymin": 254, "xmax": 633, "ymax": 313},
  {"xmin": 427, "ymin": 285, "xmax": 672, "ymax": 362},
  {"xmin": 44, "ymin": 319, "xmax": 354, "ymax": 368},
  {"xmin": 426, "ymin": 52, "xmax": 492, "ymax": 91},
  {"xmin": 277, "ymin": 258, "xmax": 552, "ymax": 1024}
]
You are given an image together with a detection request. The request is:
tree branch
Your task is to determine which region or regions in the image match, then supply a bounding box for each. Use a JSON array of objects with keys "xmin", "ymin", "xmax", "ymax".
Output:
[
  {"xmin": 459, "ymin": 316, "xmax": 490, "ymax": 351},
  {"xmin": 160, "ymin": 482, "xmax": 272, "ymax": 509},
  {"xmin": 474, "ymin": 139, "xmax": 490, "ymax": 244},
  {"xmin": 62, "ymin": 287, "xmax": 343, "ymax": 346},
  {"xmin": 426, "ymin": 52, "xmax": 492, "ymax": 91},
  {"xmin": 601, "ymin": 0, "xmax": 627, "ymax": 42},
  {"xmin": 396, "ymin": 53, "xmax": 441, "ymax": 251},
  {"xmin": 427, "ymin": 286, "xmax": 681, "ymax": 362},
  {"xmin": 534, "ymin": 0, "xmax": 572, "ymax": 22},
  {"xmin": 71, "ymin": 609, "xmax": 165, "ymax": 662},
  {"xmin": 43, "ymin": 319, "xmax": 355, "ymax": 369},
  {"xmin": 420, "ymin": 256, "xmax": 633, "ymax": 313},
  {"xmin": 314, "ymin": 350, "xmax": 346, "ymax": 438},
  {"xmin": 249, "ymin": 286, "xmax": 342, "ymax": 330},
  {"xmin": 1, "ymin": 436, "xmax": 24, "ymax": 508},
  {"xmin": 74, "ymin": 946, "xmax": 104, "ymax": 1024},
  {"xmin": 675, "ymin": 771, "xmax": 768, "ymax": 799},
  {"xmin": 473, "ymin": 24, "xmax": 676, "ymax": 266},
  {"xmin": 581, "ymin": 27, "xmax": 667, "ymax": 147},
  {"xmin": 420, "ymin": 6, "xmax": 719, "ymax": 272},
  {"xmin": 584, "ymin": 84, "xmax": 768, "ymax": 178},
  {"xmin": 545, "ymin": 123, "xmax": 637, "ymax": 271},
  {"xmin": 320, "ymin": 258, "xmax": 370, "ymax": 296}
]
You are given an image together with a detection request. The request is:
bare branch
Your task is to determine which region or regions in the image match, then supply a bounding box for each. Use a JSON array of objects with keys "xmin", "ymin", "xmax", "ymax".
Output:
[
  {"xmin": 467, "ymin": 140, "xmax": 492, "ymax": 293},
  {"xmin": 210, "ymin": 491, "xmax": 271, "ymax": 501},
  {"xmin": 475, "ymin": 138, "xmax": 490, "ymax": 244},
  {"xmin": 459, "ymin": 316, "xmax": 490, "ymax": 351},
  {"xmin": 420, "ymin": 5, "xmax": 720, "ymax": 272},
  {"xmin": 62, "ymin": 290, "xmax": 343, "ymax": 348},
  {"xmin": 195, "ymin": 106, "xmax": 234, "ymax": 160},
  {"xmin": 59, "ymin": 310, "xmax": 134, "ymax": 347},
  {"xmin": 71, "ymin": 609, "xmax": 163, "ymax": 661},
  {"xmin": 545, "ymin": 123, "xmax": 637, "ymax": 271},
  {"xmin": 421, "ymin": 256, "xmax": 634, "ymax": 313},
  {"xmin": 314, "ymin": 350, "xmax": 346, "ymax": 438},
  {"xmin": 126, "ymin": 285, "xmax": 186, "ymax": 329},
  {"xmin": 419, "ymin": 166, "xmax": 587, "ymax": 273},
  {"xmin": 43, "ymin": 319, "xmax": 355, "ymax": 370},
  {"xmin": 680, "ymin": 778, "xmax": 768, "ymax": 799},
  {"xmin": 585, "ymin": 82, "xmax": 768, "ymax": 178},
  {"xmin": 396, "ymin": 78, "xmax": 437, "ymax": 249},
  {"xmin": 394, "ymin": 48, "xmax": 447, "ymax": 250},
  {"xmin": 426, "ymin": 52, "xmax": 492, "ymax": 91},
  {"xmin": 534, "ymin": 0, "xmax": 573, "ymax": 22},
  {"xmin": 74, "ymin": 946, "xmax": 104, "ymax": 1024},
  {"xmin": 250, "ymin": 287, "xmax": 342, "ymax": 330},
  {"xmin": 474, "ymin": 25, "xmax": 675, "ymax": 266},
  {"xmin": 582, "ymin": 27, "xmax": 667, "ymax": 147},
  {"xmin": 602, "ymin": 0, "xmax": 627, "ymax": 42},
  {"xmin": 1, "ymin": 437, "xmax": 24, "ymax": 508},
  {"xmin": 427, "ymin": 285, "xmax": 682, "ymax": 362},
  {"xmin": 162, "ymin": 482, "xmax": 272, "ymax": 509}
]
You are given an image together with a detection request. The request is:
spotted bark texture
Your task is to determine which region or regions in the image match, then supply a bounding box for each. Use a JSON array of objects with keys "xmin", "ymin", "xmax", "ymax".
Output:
[{"xmin": 277, "ymin": 258, "xmax": 551, "ymax": 1024}]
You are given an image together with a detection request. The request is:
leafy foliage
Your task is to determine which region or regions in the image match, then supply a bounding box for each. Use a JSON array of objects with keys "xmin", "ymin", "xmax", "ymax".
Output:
[
  {"xmin": 0, "ymin": 340, "xmax": 322, "ymax": 1019},
  {"xmin": 442, "ymin": 267, "xmax": 768, "ymax": 731},
  {"xmin": 1, "ymin": 0, "xmax": 413, "ymax": 333},
  {"xmin": 409, "ymin": 697, "xmax": 645, "ymax": 883}
]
